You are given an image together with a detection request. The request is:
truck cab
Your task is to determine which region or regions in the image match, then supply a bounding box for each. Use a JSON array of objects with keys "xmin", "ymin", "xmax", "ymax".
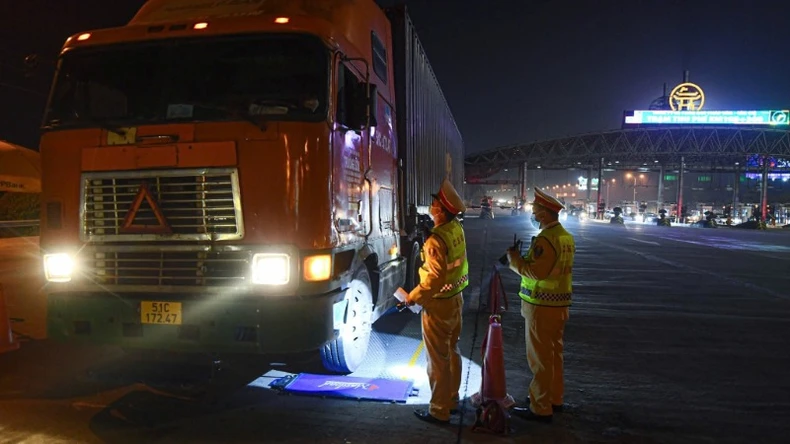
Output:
[{"xmin": 39, "ymin": 0, "xmax": 464, "ymax": 374}]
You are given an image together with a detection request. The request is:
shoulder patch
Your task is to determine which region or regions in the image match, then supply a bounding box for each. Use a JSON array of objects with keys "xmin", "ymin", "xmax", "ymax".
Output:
[
  {"xmin": 428, "ymin": 233, "xmax": 449, "ymax": 255},
  {"xmin": 533, "ymin": 245, "xmax": 544, "ymax": 258},
  {"xmin": 426, "ymin": 246, "xmax": 439, "ymax": 259}
]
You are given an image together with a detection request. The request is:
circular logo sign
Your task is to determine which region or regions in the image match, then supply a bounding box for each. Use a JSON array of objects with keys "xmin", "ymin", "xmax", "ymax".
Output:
[
  {"xmin": 770, "ymin": 110, "xmax": 789, "ymax": 125},
  {"xmin": 669, "ymin": 83, "xmax": 705, "ymax": 111}
]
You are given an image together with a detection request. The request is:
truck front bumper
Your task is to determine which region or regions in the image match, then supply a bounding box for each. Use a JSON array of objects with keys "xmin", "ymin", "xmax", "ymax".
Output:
[{"xmin": 47, "ymin": 290, "xmax": 343, "ymax": 355}]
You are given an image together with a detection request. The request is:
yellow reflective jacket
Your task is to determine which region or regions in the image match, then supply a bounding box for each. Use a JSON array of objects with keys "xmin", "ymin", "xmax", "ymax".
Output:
[
  {"xmin": 422, "ymin": 218, "xmax": 468, "ymax": 298},
  {"xmin": 516, "ymin": 222, "xmax": 575, "ymax": 307}
]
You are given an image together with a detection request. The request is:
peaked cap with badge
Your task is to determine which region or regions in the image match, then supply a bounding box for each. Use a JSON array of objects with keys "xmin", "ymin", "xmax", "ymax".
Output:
[
  {"xmin": 433, "ymin": 178, "xmax": 466, "ymax": 214},
  {"xmin": 532, "ymin": 187, "xmax": 565, "ymax": 214}
]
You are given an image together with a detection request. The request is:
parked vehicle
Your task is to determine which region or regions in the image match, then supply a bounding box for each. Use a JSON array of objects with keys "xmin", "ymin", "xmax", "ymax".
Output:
[{"xmin": 38, "ymin": 0, "xmax": 464, "ymax": 374}]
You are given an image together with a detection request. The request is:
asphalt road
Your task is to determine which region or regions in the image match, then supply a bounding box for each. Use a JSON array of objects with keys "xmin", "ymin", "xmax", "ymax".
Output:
[{"xmin": 0, "ymin": 218, "xmax": 788, "ymax": 443}]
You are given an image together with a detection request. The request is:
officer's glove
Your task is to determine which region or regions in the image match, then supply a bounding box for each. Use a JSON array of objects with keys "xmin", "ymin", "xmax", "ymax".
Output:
[{"xmin": 506, "ymin": 247, "xmax": 521, "ymax": 265}]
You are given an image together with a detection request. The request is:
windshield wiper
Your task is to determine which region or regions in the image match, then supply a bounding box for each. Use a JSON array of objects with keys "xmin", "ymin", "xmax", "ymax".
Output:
[
  {"xmin": 84, "ymin": 117, "xmax": 128, "ymax": 137},
  {"xmin": 45, "ymin": 118, "xmax": 128, "ymax": 137},
  {"xmin": 250, "ymin": 98, "xmax": 300, "ymax": 110},
  {"xmin": 45, "ymin": 110, "xmax": 129, "ymax": 137},
  {"xmin": 182, "ymin": 102, "xmax": 269, "ymax": 130},
  {"xmin": 250, "ymin": 97, "xmax": 320, "ymax": 113}
]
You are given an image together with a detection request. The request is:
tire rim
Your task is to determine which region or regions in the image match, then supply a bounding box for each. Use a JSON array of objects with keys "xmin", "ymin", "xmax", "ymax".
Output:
[
  {"xmin": 410, "ymin": 246, "xmax": 420, "ymax": 289},
  {"xmin": 341, "ymin": 276, "xmax": 373, "ymax": 365}
]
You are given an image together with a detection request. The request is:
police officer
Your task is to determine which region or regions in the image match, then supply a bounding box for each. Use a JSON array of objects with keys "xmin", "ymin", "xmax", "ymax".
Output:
[
  {"xmin": 404, "ymin": 178, "xmax": 468, "ymax": 425},
  {"xmin": 505, "ymin": 187, "xmax": 575, "ymax": 423}
]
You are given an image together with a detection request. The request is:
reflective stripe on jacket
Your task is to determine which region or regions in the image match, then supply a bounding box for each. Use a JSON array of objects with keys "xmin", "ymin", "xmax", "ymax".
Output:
[
  {"xmin": 519, "ymin": 223, "xmax": 575, "ymax": 306},
  {"xmin": 428, "ymin": 219, "xmax": 469, "ymax": 298}
]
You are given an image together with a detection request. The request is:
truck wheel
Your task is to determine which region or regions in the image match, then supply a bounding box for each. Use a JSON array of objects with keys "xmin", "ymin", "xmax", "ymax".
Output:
[
  {"xmin": 320, "ymin": 266, "xmax": 373, "ymax": 374},
  {"xmin": 405, "ymin": 241, "xmax": 421, "ymax": 291}
]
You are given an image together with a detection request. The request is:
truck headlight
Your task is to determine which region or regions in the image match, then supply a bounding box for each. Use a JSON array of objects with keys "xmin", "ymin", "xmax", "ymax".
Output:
[
  {"xmin": 43, "ymin": 253, "xmax": 75, "ymax": 283},
  {"xmin": 303, "ymin": 254, "xmax": 332, "ymax": 282},
  {"xmin": 251, "ymin": 253, "xmax": 290, "ymax": 285}
]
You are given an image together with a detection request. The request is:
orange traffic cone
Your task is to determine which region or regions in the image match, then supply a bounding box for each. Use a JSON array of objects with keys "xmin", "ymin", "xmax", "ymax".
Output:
[
  {"xmin": 471, "ymin": 267, "xmax": 514, "ymax": 434},
  {"xmin": 479, "ymin": 316, "xmax": 510, "ymax": 402},
  {"xmin": 0, "ymin": 284, "xmax": 20, "ymax": 354}
]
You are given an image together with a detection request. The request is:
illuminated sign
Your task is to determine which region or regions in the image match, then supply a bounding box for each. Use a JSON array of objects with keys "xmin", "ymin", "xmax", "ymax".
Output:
[
  {"xmin": 577, "ymin": 177, "xmax": 599, "ymax": 191},
  {"xmin": 746, "ymin": 155, "xmax": 790, "ymax": 168},
  {"xmin": 745, "ymin": 173, "xmax": 790, "ymax": 181},
  {"xmin": 669, "ymin": 82, "xmax": 705, "ymax": 110},
  {"xmin": 624, "ymin": 110, "xmax": 790, "ymax": 126}
]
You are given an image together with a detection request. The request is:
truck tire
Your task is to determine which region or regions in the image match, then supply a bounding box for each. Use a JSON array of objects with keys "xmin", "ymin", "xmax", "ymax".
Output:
[
  {"xmin": 405, "ymin": 241, "xmax": 421, "ymax": 291},
  {"xmin": 320, "ymin": 266, "xmax": 373, "ymax": 374}
]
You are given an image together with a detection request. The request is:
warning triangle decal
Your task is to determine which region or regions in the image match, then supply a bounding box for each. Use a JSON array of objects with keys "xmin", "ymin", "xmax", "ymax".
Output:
[{"xmin": 119, "ymin": 182, "xmax": 173, "ymax": 234}]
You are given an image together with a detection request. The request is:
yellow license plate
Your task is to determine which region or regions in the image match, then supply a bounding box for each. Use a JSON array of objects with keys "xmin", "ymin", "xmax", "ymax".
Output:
[{"xmin": 141, "ymin": 301, "xmax": 182, "ymax": 325}]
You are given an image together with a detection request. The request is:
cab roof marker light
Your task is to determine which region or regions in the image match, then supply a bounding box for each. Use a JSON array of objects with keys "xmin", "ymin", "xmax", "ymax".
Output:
[
  {"xmin": 77, "ymin": 33, "xmax": 91, "ymax": 41},
  {"xmin": 274, "ymin": 17, "xmax": 290, "ymax": 24},
  {"xmin": 193, "ymin": 22, "xmax": 209, "ymax": 30}
]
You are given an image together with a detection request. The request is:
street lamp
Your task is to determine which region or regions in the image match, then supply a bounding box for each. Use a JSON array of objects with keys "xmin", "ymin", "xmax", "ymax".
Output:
[
  {"xmin": 625, "ymin": 173, "xmax": 645, "ymax": 203},
  {"xmin": 606, "ymin": 178, "xmax": 615, "ymax": 207}
]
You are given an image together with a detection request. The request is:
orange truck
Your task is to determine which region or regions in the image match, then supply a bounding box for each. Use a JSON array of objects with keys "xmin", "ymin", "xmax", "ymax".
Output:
[{"xmin": 39, "ymin": 0, "xmax": 464, "ymax": 373}]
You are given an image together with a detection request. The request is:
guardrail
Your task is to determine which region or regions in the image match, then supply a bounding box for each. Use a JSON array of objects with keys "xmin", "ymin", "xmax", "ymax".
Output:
[{"xmin": 0, "ymin": 220, "xmax": 39, "ymax": 229}]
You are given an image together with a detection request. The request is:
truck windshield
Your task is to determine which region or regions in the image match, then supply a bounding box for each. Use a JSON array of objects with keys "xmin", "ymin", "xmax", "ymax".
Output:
[{"xmin": 43, "ymin": 34, "xmax": 328, "ymax": 129}]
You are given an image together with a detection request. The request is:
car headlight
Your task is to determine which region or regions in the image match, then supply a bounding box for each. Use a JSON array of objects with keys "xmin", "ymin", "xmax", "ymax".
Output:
[
  {"xmin": 43, "ymin": 253, "xmax": 75, "ymax": 283},
  {"xmin": 251, "ymin": 253, "xmax": 290, "ymax": 285}
]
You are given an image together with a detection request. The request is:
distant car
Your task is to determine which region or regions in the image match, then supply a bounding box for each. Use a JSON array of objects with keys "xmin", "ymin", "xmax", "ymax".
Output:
[
  {"xmin": 715, "ymin": 215, "xmax": 741, "ymax": 226},
  {"xmin": 642, "ymin": 212, "xmax": 657, "ymax": 223}
]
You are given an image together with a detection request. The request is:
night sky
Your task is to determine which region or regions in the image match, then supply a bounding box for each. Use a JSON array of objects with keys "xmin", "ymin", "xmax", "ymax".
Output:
[{"xmin": 2, "ymin": 0, "xmax": 790, "ymax": 154}]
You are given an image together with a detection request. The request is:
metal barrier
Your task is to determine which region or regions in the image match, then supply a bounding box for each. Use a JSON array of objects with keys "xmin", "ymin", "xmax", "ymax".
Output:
[{"xmin": 0, "ymin": 220, "xmax": 39, "ymax": 229}]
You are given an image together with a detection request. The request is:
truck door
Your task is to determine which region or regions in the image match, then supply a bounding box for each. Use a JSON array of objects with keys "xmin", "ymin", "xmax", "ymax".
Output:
[{"xmin": 333, "ymin": 61, "xmax": 370, "ymax": 239}]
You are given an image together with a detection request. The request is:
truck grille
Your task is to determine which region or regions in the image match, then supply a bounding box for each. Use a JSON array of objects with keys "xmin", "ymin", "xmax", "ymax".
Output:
[
  {"xmin": 84, "ymin": 248, "xmax": 250, "ymax": 287},
  {"xmin": 80, "ymin": 168, "xmax": 244, "ymax": 242}
]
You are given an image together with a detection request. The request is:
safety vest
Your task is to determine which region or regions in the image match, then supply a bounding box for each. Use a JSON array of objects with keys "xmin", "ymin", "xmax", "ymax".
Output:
[
  {"xmin": 518, "ymin": 223, "xmax": 575, "ymax": 307},
  {"xmin": 427, "ymin": 219, "xmax": 469, "ymax": 298}
]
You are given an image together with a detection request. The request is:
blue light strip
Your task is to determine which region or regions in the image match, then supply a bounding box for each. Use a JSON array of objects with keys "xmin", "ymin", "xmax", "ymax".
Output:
[
  {"xmin": 745, "ymin": 173, "xmax": 790, "ymax": 181},
  {"xmin": 624, "ymin": 110, "xmax": 790, "ymax": 126}
]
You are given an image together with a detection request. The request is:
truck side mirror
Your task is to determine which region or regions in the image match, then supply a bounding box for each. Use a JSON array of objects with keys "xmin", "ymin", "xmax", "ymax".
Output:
[
  {"xmin": 346, "ymin": 81, "xmax": 378, "ymax": 130},
  {"xmin": 344, "ymin": 81, "xmax": 367, "ymax": 130},
  {"xmin": 367, "ymin": 83, "xmax": 378, "ymax": 128}
]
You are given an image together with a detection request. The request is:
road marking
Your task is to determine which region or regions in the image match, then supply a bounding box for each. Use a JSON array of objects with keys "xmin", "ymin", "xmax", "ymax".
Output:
[
  {"xmin": 641, "ymin": 233, "xmax": 790, "ymax": 261},
  {"xmin": 402, "ymin": 341, "xmax": 424, "ymax": 380},
  {"xmin": 583, "ymin": 235, "xmax": 789, "ymax": 301},
  {"xmin": 627, "ymin": 237, "xmax": 660, "ymax": 246},
  {"xmin": 408, "ymin": 341, "xmax": 424, "ymax": 367}
]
